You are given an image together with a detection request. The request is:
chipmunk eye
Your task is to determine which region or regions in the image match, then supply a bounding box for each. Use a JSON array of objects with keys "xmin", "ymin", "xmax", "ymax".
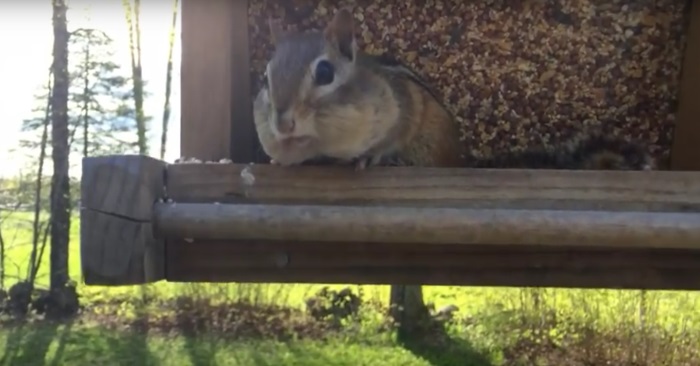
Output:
[{"xmin": 314, "ymin": 60, "xmax": 334, "ymax": 86}]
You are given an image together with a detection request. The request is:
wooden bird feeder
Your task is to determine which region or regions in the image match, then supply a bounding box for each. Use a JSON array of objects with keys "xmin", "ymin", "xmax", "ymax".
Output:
[{"xmin": 80, "ymin": 0, "xmax": 700, "ymax": 290}]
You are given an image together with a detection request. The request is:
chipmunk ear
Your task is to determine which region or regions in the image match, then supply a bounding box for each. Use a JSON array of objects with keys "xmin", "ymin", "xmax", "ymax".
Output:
[
  {"xmin": 268, "ymin": 17, "xmax": 285, "ymax": 45},
  {"xmin": 323, "ymin": 8, "xmax": 356, "ymax": 61}
]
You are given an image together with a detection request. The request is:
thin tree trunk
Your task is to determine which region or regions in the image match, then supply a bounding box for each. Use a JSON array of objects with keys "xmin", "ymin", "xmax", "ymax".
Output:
[
  {"xmin": 0, "ymin": 224, "xmax": 5, "ymax": 289},
  {"xmin": 160, "ymin": 0, "xmax": 179, "ymax": 160},
  {"xmin": 28, "ymin": 70, "xmax": 53, "ymax": 284},
  {"xmin": 49, "ymin": 0, "xmax": 71, "ymax": 291},
  {"xmin": 1, "ymin": 201, "xmax": 22, "ymax": 290},
  {"xmin": 82, "ymin": 34, "xmax": 91, "ymax": 158},
  {"xmin": 32, "ymin": 219, "xmax": 52, "ymax": 283},
  {"xmin": 123, "ymin": 0, "xmax": 147, "ymax": 155}
]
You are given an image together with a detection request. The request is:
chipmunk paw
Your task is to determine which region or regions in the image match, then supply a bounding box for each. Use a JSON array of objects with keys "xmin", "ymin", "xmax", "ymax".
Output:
[
  {"xmin": 354, "ymin": 155, "xmax": 385, "ymax": 171},
  {"xmin": 354, "ymin": 158, "xmax": 369, "ymax": 171}
]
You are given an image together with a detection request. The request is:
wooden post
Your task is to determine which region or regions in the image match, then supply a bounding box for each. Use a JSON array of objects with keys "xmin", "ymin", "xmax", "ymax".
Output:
[
  {"xmin": 180, "ymin": 0, "xmax": 261, "ymax": 163},
  {"xmin": 229, "ymin": 0, "xmax": 261, "ymax": 163},
  {"xmin": 80, "ymin": 155, "xmax": 166, "ymax": 285},
  {"xmin": 671, "ymin": 0, "xmax": 700, "ymax": 170}
]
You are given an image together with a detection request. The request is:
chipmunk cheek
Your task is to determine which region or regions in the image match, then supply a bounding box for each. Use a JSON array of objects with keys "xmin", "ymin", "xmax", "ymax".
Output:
[{"xmin": 293, "ymin": 102, "xmax": 314, "ymax": 123}]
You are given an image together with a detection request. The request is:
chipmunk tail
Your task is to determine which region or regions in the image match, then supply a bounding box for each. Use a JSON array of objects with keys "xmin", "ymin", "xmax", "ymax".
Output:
[{"xmin": 472, "ymin": 130, "xmax": 656, "ymax": 171}]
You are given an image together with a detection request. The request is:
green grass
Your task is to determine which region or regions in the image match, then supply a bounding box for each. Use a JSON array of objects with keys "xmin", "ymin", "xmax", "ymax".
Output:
[
  {"xmin": 2, "ymin": 209, "xmax": 700, "ymax": 365},
  {"xmin": 0, "ymin": 322, "xmax": 434, "ymax": 366}
]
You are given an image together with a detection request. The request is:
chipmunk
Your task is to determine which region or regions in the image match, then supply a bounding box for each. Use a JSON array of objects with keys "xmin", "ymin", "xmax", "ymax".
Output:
[
  {"xmin": 253, "ymin": 8, "xmax": 467, "ymax": 170},
  {"xmin": 472, "ymin": 131, "xmax": 657, "ymax": 170},
  {"xmin": 252, "ymin": 8, "xmax": 656, "ymax": 173}
]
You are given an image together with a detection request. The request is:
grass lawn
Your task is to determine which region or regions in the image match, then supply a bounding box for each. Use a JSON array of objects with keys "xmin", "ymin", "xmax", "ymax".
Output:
[{"xmin": 0, "ymin": 322, "xmax": 438, "ymax": 366}]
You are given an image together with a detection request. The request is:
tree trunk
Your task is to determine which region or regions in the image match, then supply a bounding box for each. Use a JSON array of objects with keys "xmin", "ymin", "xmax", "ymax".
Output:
[
  {"xmin": 123, "ymin": 0, "xmax": 148, "ymax": 155},
  {"xmin": 0, "ymin": 224, "xmax": 5, "ymax": 289},
  {"xmin": 49, "ymin": 0, "xmax": 71, "ymax": 293},
  {"xmin": 390, "ymin": 284, "xmax": 432, "ymax": 341},
  {"xmin": 28, "ymin": 71, "xmax": 53, "ymax": 285},
  {"xmin": 160, "ymin": 0, "xmax": 179, "ymax": 160},
  {"xmin": 82, "ymin": 35, "xmax": 91, "ymax": 158}
]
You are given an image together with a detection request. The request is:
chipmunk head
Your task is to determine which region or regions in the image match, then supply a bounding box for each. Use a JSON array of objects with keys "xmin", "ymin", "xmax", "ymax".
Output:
[
  {"xmin": 253, "ymin": 8, "xmax": 384, "ymax": 166},
  {"xmin": 263, "ymin": 8, "xmax": 358, "ymax": 139}
]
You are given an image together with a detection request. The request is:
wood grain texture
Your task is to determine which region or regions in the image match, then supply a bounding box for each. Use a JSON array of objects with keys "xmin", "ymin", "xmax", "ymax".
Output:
[
  {"xmin": 81, "ymin": 155, "xmax": 165, "ymax": 220},
  {"xmin": 181, "ymin": 0, "xmax": 234, "ymax": 161},
  {"xmin": 153, "ymin": 202, "xmax": 700, "ymax": 249},
  {"xmin": 165, "ymin": 164, "xmax": 700, "ymax": 211},
  {"xmin": 671, "ymin": 1, "xmax": 700, "ymax": 170},
  {"xmin": 80, "ymin": 155, "xmax": 166, "ymax": 285},
  {"xmin": 165, "ymin": 240, "xmax": 700, "ymax": 290},
  {"xmin": 81, "ymin": 211, "xmax": 163, "ymax": 285}
]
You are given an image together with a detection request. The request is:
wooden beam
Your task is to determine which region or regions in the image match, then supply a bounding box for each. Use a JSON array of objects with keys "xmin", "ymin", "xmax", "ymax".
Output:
[
  {"xmin": 153, "ymin": 202, "xmax": 700, "ymax": 250},
  {"xmin": 180, "ymin": 0, "xmax": 260, "ymax": 163},
  {"xmin": 671, "ymin": 0, "xmax": 700, "ymax": 170},
  {"xmin": 80, "ymin": 155, "xmax": 166, "ymax": 285},
  {"xmin": 157, "ymin": 163, "xmax": 700, "ymax": 288},
  {"xmin": 165, "ymin": 163, "xmax": 700, "ymax": 211},
  {"xmin": 181, "ymin": 0, "xmax": 234, "ymax": 161},
  {"xmin": 78, "ymin": 158, "xmax": 700, "ymax": 289},
  {"xmin": 166, "ymin": 240, "xmax": 700, "ymax": 290}
]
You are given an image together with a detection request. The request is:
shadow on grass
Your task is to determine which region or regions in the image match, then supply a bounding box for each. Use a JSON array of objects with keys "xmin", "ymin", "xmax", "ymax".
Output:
[
  {"xmin": 0, "ymin": 320, "xmax": 64, "ymax": 366},
  {"xmin": 399, "ymin": 331, "xmax": 494, "ymax": 366},
  {"xmin": 121, "ymin": 285, "xmax": 156, "ymax": 366},
  {"xmin": 182, "ymin": 333, "xmax": 217, "ymax": 366},
  {"xmin": 57, "ymin": 327, "xmax": 161, "ymax": 366},
  {"xmin": 174, "ymin": 337, "xmax": 340, "ymax": 366},
  {"xmin": 0, "ymin": 319, "xmax": 160, "ymax": 366}
]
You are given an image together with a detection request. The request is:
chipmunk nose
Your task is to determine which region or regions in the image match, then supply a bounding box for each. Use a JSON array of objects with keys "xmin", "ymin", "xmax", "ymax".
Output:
[{"xmin": 276, "ymin": 118, "xmax": 295, "ymax": 135}]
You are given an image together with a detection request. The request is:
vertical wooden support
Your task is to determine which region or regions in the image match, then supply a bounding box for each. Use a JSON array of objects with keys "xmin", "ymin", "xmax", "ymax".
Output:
[
  {"xmin": 80, "ymin": 155, "xmax": 166, "ymax": 285},
  {"xmin": 671, "ymin": 1, "xmax": 700, "ymax": 170},
  {"xmin": 230, "ymin": 0, "xmax": 261, "ymax": 163},
  {"xmin": 180, "ymin": 0, "xmax": 260, "ymax": 163}
]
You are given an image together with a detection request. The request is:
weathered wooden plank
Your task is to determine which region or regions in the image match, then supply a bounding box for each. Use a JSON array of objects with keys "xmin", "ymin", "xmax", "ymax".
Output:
[
  {"xmin": 80, "ymin": 155, "xmax": 166, "ymax": 285},
  {"xmin": 671, "ymin": 0, "xmax": 700, "ymax": 170},
  {"xmin": 168, "ymin": 240, "xmax": 700, "ymax": 270},
  {"xmin": 165, "ymin": 164, "xmax": 700, "ymax": 211},
  {"xmin": 166, "ymin": 240, "xmax": 700, "ymax": 290},
  {"xmin": 181, "ymin": 0, "xmax": 235, "ymax": 162},
  {"xmin": 154, "ymin": 202, "xmax": 700, "ymax": 249}
]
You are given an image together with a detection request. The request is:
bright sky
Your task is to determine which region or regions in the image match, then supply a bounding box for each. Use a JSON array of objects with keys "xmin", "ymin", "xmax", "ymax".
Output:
[{"xmin": 0, "ymin": 0, "xmax": 182, "ymax": 178}]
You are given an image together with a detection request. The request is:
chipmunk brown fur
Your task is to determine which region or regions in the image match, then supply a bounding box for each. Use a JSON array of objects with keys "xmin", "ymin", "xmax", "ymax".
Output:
[{"xmin": 253, "ymin": 8, "xmax": 466, "ymax": 170}]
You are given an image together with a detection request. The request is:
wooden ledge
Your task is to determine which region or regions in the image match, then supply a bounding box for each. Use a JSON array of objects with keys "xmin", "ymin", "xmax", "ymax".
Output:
[
  {"xmin": 166, "ymin": 163, "xmax": 700, "ymax": 211},
  {"xmin": 81, "ymin": 156, "xmax": 700, "ymax": 288}
]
